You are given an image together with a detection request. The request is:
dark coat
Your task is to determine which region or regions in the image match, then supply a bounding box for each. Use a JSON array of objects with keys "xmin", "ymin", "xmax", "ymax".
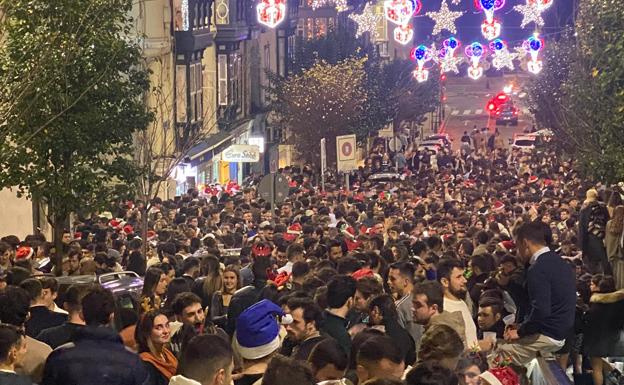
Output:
[
  {"xmin": 583, "ymin": 290, "xmax": 624, "ymax": 357},
  {"xmin": 0, "ymin": 372, "xmax": 32, "ymax": 385},
  {"xmin": 144, "ymin": 362, "xmax": 169, "ymax": 385},
  {"xmin": 225, "ymin": 281, "xmax": 266, "ymax": 336},
  {"xmin": 36, "ymin": 322, "xmax": 83, "ymax": 349},
  {"xmin": 41, "ymin": 326, "xmax": 149, "ymax": 385},
  {"xmin": 25, "ymin": 306, "xmax": 67, "ymax": 338}
]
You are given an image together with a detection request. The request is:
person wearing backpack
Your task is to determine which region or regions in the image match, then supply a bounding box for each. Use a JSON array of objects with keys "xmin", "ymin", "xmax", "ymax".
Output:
[{"xmin": 579, "ymin": 189, "xmax": 612, "ymax": 275}]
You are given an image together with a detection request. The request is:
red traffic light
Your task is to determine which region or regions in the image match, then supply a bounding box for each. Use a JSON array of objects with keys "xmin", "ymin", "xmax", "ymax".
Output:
[
  {"xmin": 440, "ymin": 74, "xmax": 447, "ymax": 81},
  {"xmin": 488, "ymin": 102, "xmax": 496, "ymax": 111}
]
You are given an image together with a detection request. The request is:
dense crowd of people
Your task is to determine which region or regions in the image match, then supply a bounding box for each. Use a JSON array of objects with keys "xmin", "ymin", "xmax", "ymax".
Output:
[{"xmin": 0, "ymin": 138, "xmax": 623, "ymax": 385}]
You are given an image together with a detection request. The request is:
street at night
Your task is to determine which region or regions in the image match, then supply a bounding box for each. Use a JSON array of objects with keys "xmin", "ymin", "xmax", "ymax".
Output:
[{"xmin": 0, "ymin": 1, "xmax": 622, "ymax": 385}]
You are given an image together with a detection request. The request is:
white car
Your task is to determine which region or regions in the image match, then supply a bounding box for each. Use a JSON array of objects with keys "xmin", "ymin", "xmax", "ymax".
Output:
[
  {"xmin": 511, "ymin": 134, "xmax": 536, "ymax": 151},
  {"xmin": 424, "ymin": 134, "xmax": 453, "ymax": 149}
]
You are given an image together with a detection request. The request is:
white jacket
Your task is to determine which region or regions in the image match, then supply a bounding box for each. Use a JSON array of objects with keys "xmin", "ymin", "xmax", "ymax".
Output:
[{"xmin": 169, "ymin": 375, "xmax": 202, "ymax": 385}]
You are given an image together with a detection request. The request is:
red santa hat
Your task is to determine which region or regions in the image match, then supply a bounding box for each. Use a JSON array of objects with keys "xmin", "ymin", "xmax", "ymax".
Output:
[
  {"xmin": 480, "ymin": 367, "xmax": 519, "ymax": 385},
  {"xmin": 492, "ymin": 201, "xmax": 505, "ymax": 212},
  {"xmin": 109, "ymin": 219, "xmax": 122, "ymax": 230},
  {"xmin": 497, "ymin": 240, "xmax": 516, "ymax": 252},
  {"xmin": 15, "ymin": 246, "xmax": 34, "ymax": 261},
  {"xmin": 123, "ymin": 225, "xmax": 134, "ymax": 235},
  {"xmin": 352, "ymin": 268, "xmax": 374, "ymax": 280},
  {"xmin": 527, "ymin": 175, "xmax": 539, "ymax": 184},
  {"xmin": 147, "ymin": 230, "xmax": 157, "ymax": 241},
  {"xmin": 287, "ymin": 223, "xmax": 302, "ymax": 235},
  {"xmin": 74, "ymin": 232, "xmax": 82, "ymax": 240},
  {"xmin": 543, "ymin": 179, "xmax": 553, "ymax": 187},
  {"xmin": 252, "ymin": 243, "xmax": 272, "ymax": 258}
]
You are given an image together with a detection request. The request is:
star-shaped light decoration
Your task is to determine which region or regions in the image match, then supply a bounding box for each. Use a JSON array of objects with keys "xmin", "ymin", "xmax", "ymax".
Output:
[
  {"xmin": 439, "ymin": 56, "xmax": 464, "ymax": 73},
  {"xmin": 492, "ymin": 49, "xmax": 517, "ymax": 70},
  {"xmin": 513, "ymin": 2, "xmax": 545, "ymax": 28},
  {"xmin": 426, "ymin": 0, "xmax": 464, "ymax": 35},
  {"xmin": 349, "ymin": 3, "xmax": 382, "ymax": 39}
]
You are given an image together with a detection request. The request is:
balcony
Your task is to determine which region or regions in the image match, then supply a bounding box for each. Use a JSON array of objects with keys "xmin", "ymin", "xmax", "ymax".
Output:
[{"xmin": 173, "ymin": 0, "xmax": 215, "ymax": 54}]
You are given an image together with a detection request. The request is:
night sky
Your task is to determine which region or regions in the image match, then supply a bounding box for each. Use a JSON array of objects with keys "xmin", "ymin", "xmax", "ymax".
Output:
[{"xmin": 411, "ymin": 0, "xmax": 575, "ymax": 47}]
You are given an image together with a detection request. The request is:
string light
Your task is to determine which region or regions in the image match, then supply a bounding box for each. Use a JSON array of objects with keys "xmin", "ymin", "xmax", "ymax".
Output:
[
  {"xmin": 481, "ymin": 19, "xmax": 501, "ymax": 40},
  {"xmin": 311, "ymin": 0, "xmax": 347, "ymax": 12},
  {"xmin": 489, "ymin": 39, "xmax": 516, "ymax": 70},
  {"xmin": 426, "ymin": 0, "xmax": 464, "ymax": 35},
  {"xmin": 411, "ymin": 44, "xmax": 433, "ymax": 83},
  {"xmin": 384, "ymin": 0, "xmax": 421, "ymax": 26},
  {"xmin": 394, "ymin": 24, "xmax": 414, "ymax": 45},
  {"xmin": 451, "ymin": 0, "xmax": 460, "ymax": 4},
  {"xmin": 514, "ymin": 1, "xmax": 545, "ymax": 28},
  {"xmin": 465, "ymin": 42, "xmax": 486, "ymax": 80},
  {"xmin": 349, "ymin": 2, "xmax": 382, "ymax": 39},
  {"xmin": 257, "ymin": 0, "xmax": 286, "ymax": 28},
  {"xmin": 522, "ymin": 33, "xmax": 544, "ymax": 74},
  {"xmin": 435, "ymin": 37, "xmax": 464, "ymax": 74}
]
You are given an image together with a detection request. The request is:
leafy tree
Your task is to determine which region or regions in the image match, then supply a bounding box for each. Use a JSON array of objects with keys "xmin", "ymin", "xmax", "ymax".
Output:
[
  {"xmin": 526, "ymin": 0, "xmax": 624, "ymax": 183},
  {"xmin": 0, "ymin": 0, "xmax": 152, "ymax": 268},
  {"xmin": 269, "ymin": 58, "xmax": 368, "ymax": 167}
]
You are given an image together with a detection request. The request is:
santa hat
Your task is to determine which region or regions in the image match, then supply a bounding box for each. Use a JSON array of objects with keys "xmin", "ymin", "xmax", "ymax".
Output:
[
  {"xmin": 15, "ymin": 246, "xmax": 34, "ymax": 261},
  {"xmin": 478, "ymin": 206, "xmax": 489, "ymax": 215},
  {"xmin": 287, "ymin": 223, "xmax": 302, "ymax": 235},
  {"xmin": 74, "ymin": 232, "xmax": 83, "ymax": 240},
  {"xmin": 352, "ymin": 268, "xmax": 374, "ymax": 280},
  {"xmin": 543, "ymin": 179, "xmax": 553, "ymax": 187},
  {"xmin": 344, "ymin": 238, "xmax": 362, "ymax": 252},
  {"xmin": 272, "ymin": 271, "xmax": 291, "ymax": 287},
  {"xmin": 480, "ymin": 367, "xmax": 519, "ymax": 385},
  {"xmin": 233, "ymin": 300, "xmax": 292, "ymax": 360},
  {"xmin": 252, "ymin": 243, "xmax": 272, "ymax": 258},
  {"xmin": 109, "ymin": 219, "xmax": 122, "ymax": 230},
  {"xmin": 492, "ymin": 201, "xmax": 505, "ymax": 212},
  {"xmin": 123, "ymin": 225, "xmax": 134, "ymax": 235},
  {"xmin": 147, "ymin": 230, "xmax": 157, "ymax": 241},
  {"xmin": 497, "ymin": 240, "xmax": 516, "ymax": 253},
  {"xmin": 527, "ymin": 175, "xmax": 539, "ymax": 184}
]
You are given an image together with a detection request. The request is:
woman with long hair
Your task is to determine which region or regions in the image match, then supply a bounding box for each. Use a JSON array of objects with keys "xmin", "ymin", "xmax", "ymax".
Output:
[
  {"xmin": 583, "ymin": 274, "xmax": 624, "ymax": 385},
  {"xmin": 192, "ymin": 255, "xmax": 223, "ymax": 308},
  {"xmin": 141, "ymin": 267, "xmax": 168, "ymax": 313},
  {"xmin": 210, "ymin": 265, "xmax": 241, "ymax": 328},
  {"xmin": 606, "ymin": 205, "xmax": 624, "ymax": 289},
  {"xmin": 136, "ymin": 310, "xmax": 178, "ymax": 385}
]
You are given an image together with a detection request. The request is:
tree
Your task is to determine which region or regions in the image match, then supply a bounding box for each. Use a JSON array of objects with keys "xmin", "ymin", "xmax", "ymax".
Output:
[
  {"xmin": 526, "ymin": 0, "xmax": 624, "ymax": 183},
  {"xmin": 269, "ymin": 58, "xmax": 368, "ymax": 167},
  {"xmin": 0, "ymin": 0, "xmax": 152, "ymax": 269}
]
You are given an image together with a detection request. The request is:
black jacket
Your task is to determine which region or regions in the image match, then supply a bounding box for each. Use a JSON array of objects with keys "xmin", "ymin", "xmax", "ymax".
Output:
[
  {"xmin": 0, "ymin": 372, "xmax": 32, "ymax": 385},
  {"xmin": 26, "ymin": 306, "xmax": 67, "ymax": 338},
  {"xmin": 518, "ymin": 251, "xmax": 576, "ymax": 341},
  {"xmin": 41, "ymin": 325, "xmax": 149, "ymax": 385},
  {"xmin": 583, "ymin": 290, "xmax": 624, "ymax": 357},
  {"xmin": 36, "ymin": 322, "xmax": 83, "ymax": 349},
  {"xmin": 226, "ymin": 281, "xmax": 266, "ymax": 336},
  {"xmin": 320, "ymin": 311, "xmax": 351, "ymax": 354}
]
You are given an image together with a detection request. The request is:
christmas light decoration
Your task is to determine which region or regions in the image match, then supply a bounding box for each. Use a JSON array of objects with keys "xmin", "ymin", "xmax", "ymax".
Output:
[
  {"xmin": 426, "ymin": 0, "xmax": 463, "ymax": 35},
  {"xmin": 393, "ymin": 24, "xmax": 414, "ymax": 45},
  {"xmin": 384, "ymin": 0, "xmax": 421, "ymax": 26},
  {"xmin": 349, "ymin": 2, "xmax": 382, "ymax": 39},
  {"xmin": 257, "ymin": 0, "xmax": 286, "ymax": 28},
  {"xmin": 465, "ymin": 42, "xmax": 486, "ymax": 80},
  {"xmin": 435, "ymin": 37, "xmax": 464, "ymax": 74},
  {"xmin": 451, "ymin": 0, "xmax": 461, "ymax": 5},
  {"xmin": 411, "ymin": 44, "xmax": 433, "ymax": 83},
  {"xmin": 489, "ymin": 39, "xmax": 516, "ymax": 70},
  {"xmin": 311, "ymin": 0, "xmax": 347, "ymax": 12},
  {"xmin": 522, "ymin": 33, "xmax": 544, "ymax": 74},
  {"xmin": 513, "ymin": 0, "xmax": 550, "ymax": 28},
  {"xmin": 475, "ymin": 0, "xmax": 505, "ymax": 40}
]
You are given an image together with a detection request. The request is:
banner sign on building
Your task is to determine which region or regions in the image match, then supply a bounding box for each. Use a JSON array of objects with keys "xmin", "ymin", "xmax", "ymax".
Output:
[
  {"xmin": 336, "ymin": 134, "xmax": 357, "ymax": 172},
  {"xmin": 221, "ymin": 144, "xmax": 260, "ymax": 163}
]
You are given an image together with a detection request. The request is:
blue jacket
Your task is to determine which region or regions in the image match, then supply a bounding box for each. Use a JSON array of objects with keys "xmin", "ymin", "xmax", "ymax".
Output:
[
  {"xmin": 41, "ymin": 325, "xmax": 149, "ymax": 385},
  {"xmin": 518, "ymin": 251, "xmax": 576, "ymax": 341}
]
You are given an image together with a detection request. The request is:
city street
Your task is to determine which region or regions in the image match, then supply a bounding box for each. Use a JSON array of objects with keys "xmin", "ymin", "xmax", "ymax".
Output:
[{"xmin": 438, "ymin": 74, "xmax": 534, "ymax": 149}]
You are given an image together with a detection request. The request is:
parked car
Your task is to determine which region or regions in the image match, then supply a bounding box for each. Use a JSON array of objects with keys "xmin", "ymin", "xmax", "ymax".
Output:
[
  {"xmin": 510, "ymin": 134, "xmax": 536, "ymax": 151},
  {"xmin": 424, "ymin": 134, "xmax": 453, "ymax": 149}
]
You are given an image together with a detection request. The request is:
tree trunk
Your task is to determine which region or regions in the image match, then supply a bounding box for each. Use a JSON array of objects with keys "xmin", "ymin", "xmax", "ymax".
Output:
[{"xmin": 52, "ymin": 215, "xmax": 65, "ymax": 276}]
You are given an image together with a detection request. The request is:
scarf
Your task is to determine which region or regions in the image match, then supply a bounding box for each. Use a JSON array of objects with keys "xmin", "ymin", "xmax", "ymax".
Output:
[{"xmin": 140, "ymin": 348, "xmax": 178, "ymax": 379}]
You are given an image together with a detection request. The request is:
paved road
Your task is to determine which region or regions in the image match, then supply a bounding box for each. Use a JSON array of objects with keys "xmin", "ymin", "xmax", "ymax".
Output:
[{"xmin": 433, "ymin": 74, "xmax": 535, "ymax": 150}]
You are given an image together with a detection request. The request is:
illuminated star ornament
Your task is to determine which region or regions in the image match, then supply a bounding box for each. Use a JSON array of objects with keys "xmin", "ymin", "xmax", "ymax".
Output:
[
  {"xmin": 513, "ymin": 0, "xmax": 551, "ymax": 28},
  {"xmin": 489, "ymin": 39, "xmax": 516, "ymax": 70},
  {"xmin": 426, "ymin": 0, "xmax": 464, "ymax": 35},
  {"xmin": 349, "ymin": 3, "xmax": 382, "ymax": 39},
  {"xmin": 435, "ymin": 37, "xmax": 464, "ymax": 74},
  {"xmin": 311, "ymin": 0, "xmax": 347, "ymax": 12},
  {"xmin": 257, "ymin": 0, "xmax": 286, "ymax": 28}
]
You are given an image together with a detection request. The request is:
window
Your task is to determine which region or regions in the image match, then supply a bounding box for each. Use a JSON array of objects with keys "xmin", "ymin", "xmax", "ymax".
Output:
[
  {"xmin": 218, "ymin": 54, "xmax": 228, "ymax": 106},
  {"xmin": 297, "ymin": 18, "xmax": 304, "ymax": 38},
  {"xmin": 306, "ymin": 18, "xmax": 314, "ymax": 40},
  {"xmin": 377, "ymin": 41, "xmax": 389, "ymax": 57},
  {"xmin": 229, "ymin": 53, "xmax": 242, "ymax": 111},
  {"xmin": 190, "ymin": 62, "xmax": 203, "ymax": 122},
  {"xmin": 262, "ymin": 45, "xmax": 270, "ymax": 104},
  {"xmin": 315, "ymin": 18, "xmax": 327, "ymax": 38},
  {"xmin": 176, "ymin": 65, "xmax": 187, "ymax": 122}
]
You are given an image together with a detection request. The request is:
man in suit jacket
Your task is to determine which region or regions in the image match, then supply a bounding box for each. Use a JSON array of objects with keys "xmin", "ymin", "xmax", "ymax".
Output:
[{"xmin": 495, "ymin": 221, "xmax": 576, "ymax": 365}]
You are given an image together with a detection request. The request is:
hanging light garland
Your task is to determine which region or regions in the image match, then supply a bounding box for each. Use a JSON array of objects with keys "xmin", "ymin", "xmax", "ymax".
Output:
[
  {"xmin": 513, "ymin": 0, "xmax": 551, "ymax": 28},
  {"xmin": 349, "ymin": 2, "xmax": 382, "ymax": 39},
  {"xmin": 384, "ymin": 0, "xmax": 421, "ymax": 45},
  {"xmin": 475, "ymin": 0, "xmax": 505, "ymax": 40},
  {"xmin": 489, "ymin": 39, "xmax": 517, "ymax": 70},
  {"xmin": 435, "ymin": 37, "xmax": 464, "ymax": 74},
  {"xmin": 257, "ymin": 0, "xmax": 287, "ymax": 28},
  {"xmin": 311, "ymin": 0, "xmax": 347, "ymax": 12},
  {"xmin": 465, "ymin": 42, "xmax": 486, "ymax": 80},
  {"xmin": 411, "ymin": 44, "xmax": 434, "ymax": 82},
  {"xmin": 426, "ymin": 0, "xmax": 464, "ymax": 35},
  {"xmin": 522, "ymin": 33, "xmax": 545, "ymax": 74}
]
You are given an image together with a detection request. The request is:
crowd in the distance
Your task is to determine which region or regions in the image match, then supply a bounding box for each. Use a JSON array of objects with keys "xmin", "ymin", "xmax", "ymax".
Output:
[{"xmin": 0, "ymin": 139, "xmax": 623, "ymax": 385}]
